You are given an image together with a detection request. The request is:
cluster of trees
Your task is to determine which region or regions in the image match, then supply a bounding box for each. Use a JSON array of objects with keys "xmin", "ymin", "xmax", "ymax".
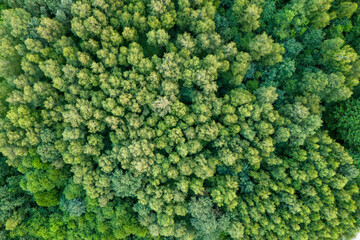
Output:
[{"xmin": 1, "ymin": 0, "xmax": 360, "ymax": 239}]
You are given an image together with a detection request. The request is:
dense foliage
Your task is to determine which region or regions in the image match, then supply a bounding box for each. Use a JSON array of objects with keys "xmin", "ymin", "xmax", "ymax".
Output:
[{"xmin": 1, "ymin": 0, "xmax": 360, "ymax": 239}]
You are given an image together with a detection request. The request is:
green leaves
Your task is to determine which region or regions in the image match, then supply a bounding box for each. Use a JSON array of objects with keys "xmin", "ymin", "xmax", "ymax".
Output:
[
  {"xmin": 230, "ymin": 0, "xmax": 263, "ymax": 33},
  {"xmin": 1, "ymin": 0, "xmax": 360, "ymax": 239},
  {"xmin": 0, "ymin": 9, "xmax": 30, "ymax": 40},
  {"xmin": 321, "ymin": 38, "xmax": 359, "ymax": 76},
  {"xmin": 300, "ymin": 70, "xmax": 352, "ymax": 103},
  {"xmin": 33, "ymin": 189, "xmax": 60, "ymax": 207},
  {"xmin": 326, "ymin": 98, "xmax": 360, "ymax": 150},
  {"xmin": 6, "ymin": 106, "xmax": 36, "ymax": 129},
  {"xmin": 248, "ymin": 32, "xmax": 285, "ymax": 65},
  {"xmin": 37, "ymin": 18, "xmax": 65, "ymax": 43},
  {"xmin": 20, "ymin": 167, "xmax": 67, "ymax": 194},
  {"xmin": 111, "ymin": 169, "xmax": 142, "ymax": 198},
  {"xmin": 188, "ymin": 197, "xmax": 219, "ymax": 239}
]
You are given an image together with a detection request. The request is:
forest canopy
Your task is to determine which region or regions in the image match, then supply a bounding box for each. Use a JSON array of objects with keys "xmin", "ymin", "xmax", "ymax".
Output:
[{"xmin": 1, "ymin": 0, "xmax": 360, "ymax": 239}]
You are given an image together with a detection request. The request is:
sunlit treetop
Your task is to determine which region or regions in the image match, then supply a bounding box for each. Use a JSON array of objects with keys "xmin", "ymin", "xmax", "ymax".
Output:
[{"xmin": 1, "ymin": 0, "xmax": 360, "ymax": 239}]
